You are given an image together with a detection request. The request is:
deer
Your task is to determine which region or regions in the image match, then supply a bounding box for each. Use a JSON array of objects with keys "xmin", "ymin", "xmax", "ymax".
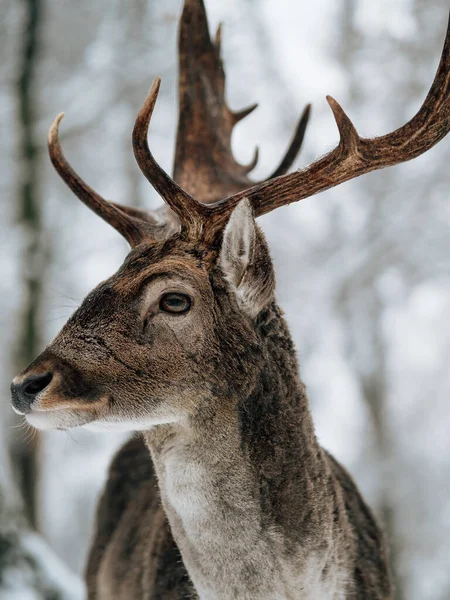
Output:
[{"xmin": 10, "ymin": 0, "xmax": 450, "ymax": 598}]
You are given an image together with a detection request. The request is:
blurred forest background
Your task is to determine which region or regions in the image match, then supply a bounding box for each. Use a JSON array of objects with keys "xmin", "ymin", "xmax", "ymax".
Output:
[{"xmin": 1, "ymin": 0, "xmax": 449, "ymax": 598}]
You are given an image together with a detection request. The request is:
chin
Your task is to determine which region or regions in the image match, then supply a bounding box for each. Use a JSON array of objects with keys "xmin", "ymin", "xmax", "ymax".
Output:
[
  {"xmin": 24, "ymin": 403, "xmax": 182, "ymax": 433},
  {"xmin": 25, "ymin": 409, "xmax": 95, "ymax": 431},
  {"xmin": 82, "ymin": 414, "xmax": 181, "ymax": 432}
]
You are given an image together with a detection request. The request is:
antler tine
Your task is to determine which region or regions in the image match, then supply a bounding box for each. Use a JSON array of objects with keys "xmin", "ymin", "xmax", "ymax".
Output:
[
  {"xmin": 132, "ymin": 77, "xmax": 207, "ymax": 237},
  {"xmin": 231, "ymin": 103, "xmax": 259, "ymax": 124},
  {"xmin": 48, "ymin": 114, "xmax": 146, "ymax": 247},
  {"xmin": 267, "ymin": 104, "xmax": 311, "ymax": 179},
  {"xmin": 205, "ymin": 14, "xmax": 450, "ymax": 235}
]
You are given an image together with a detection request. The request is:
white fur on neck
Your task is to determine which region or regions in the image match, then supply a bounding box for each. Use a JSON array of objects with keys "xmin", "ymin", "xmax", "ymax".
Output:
[{"xmin": 149, "ymin": 428, "xmax": 347, "ymax": 600}]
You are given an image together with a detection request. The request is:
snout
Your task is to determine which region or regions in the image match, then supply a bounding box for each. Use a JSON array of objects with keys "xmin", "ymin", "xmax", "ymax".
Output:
[
  {"xmin": 11, "ymin": 372, "xmax": 53, "ymax": 415},
  {"xmin": 10, "ymin": 349, "xmax": 106, "ymax": 430}
]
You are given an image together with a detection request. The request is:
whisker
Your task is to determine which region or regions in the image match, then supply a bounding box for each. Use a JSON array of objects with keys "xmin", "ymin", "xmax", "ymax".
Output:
[
  {"xmin": 49, "ymin": 305, "xmax": 79, "ymax": 310},
  {"xmin": 10, "ymin": 420, "xmax": 27, "ymax": 430},
  {"xmin": 48, "ymin": 287, "xmax": 81, "ymax": 304},
  {"xmin": 65, "ymin": 430, "xmax": 78, "ymax": 443},
  {"xmin": 41, "ymin": 315, "xmax": 73, "ymax": 324}
]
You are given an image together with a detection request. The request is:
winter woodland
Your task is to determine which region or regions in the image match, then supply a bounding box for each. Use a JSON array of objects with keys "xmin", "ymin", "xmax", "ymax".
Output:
[{"xmin": 1, "ymin": 0, "xmax": 449, "ymax": 598}]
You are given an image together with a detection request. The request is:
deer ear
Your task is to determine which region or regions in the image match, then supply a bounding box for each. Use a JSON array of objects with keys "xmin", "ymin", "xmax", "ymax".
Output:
[{"xmin": 219, "ymin": 198, "xmax": 275, "ymax": 318}]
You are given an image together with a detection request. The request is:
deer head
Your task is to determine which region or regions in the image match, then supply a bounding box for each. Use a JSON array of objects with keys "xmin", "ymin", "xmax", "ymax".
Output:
[{"xmin": 11, "ymin": 0, "xmax": 450, "ymax": 432}]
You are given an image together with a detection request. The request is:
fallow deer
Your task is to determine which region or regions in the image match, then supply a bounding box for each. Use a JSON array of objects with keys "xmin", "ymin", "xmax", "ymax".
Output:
[{"xmin": 11, "ymin": 1, "xmax": 450, "ymax": 598}]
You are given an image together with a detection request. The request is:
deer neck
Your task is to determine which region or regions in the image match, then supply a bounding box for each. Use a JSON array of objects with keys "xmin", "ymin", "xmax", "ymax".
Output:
[{"xmin": 144, "ymin": 303, "xmax": 347, "ymax": 600}]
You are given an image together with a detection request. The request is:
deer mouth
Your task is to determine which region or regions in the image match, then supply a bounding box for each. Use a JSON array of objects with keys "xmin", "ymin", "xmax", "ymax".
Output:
[{"xmin": 22, "ymin": 392, "xmax": 112, "ymax": 430}]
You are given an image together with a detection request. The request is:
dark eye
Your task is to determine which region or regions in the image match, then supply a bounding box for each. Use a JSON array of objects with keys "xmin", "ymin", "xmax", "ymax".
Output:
[{"xmin": 159, "ymin": 293, "xmax": 191, "ymax": 314}]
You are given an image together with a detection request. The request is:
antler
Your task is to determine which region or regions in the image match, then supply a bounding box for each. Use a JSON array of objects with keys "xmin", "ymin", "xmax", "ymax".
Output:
[
  {"xmin": 173, "ymin": 0, "xmax": 310, "ymax": 202},
  {"xmin": 199, "ymin": 14, "xmax": 450, "ymax": 236},
  {"xmin": 48, "ymin": 114, "xmax": 159, "ymax": 246},
  {"xmin": 132, "ymin": 78, "xmax": 209, "ymax": 238}
]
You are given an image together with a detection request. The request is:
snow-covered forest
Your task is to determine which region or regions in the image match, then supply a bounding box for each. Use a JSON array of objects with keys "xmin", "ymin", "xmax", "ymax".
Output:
[{"xmin": 1, "ymin": 0, "xmax": 449, "ymax": 598}]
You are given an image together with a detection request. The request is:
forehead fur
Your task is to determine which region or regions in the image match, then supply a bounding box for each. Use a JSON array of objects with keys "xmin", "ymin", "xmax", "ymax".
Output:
[{"xmin": 111, "ymin": 234, "xmax": 216, "ymax": 295}]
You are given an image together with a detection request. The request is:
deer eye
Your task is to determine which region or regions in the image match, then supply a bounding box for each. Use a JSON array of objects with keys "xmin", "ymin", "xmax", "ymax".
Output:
[{"xmin": 159, "ymin": 293, "xmax": 191, "ymax": 314}]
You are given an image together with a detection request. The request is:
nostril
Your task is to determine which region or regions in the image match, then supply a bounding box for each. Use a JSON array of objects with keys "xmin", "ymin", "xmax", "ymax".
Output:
[{"xmin": 22, "ymin": 372, "xmax": 53, "ymax": 397}]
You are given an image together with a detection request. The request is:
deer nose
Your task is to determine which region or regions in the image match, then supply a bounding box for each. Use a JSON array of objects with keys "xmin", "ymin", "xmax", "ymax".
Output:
[{"xmin": 10, "ymin": 372, "xmax": 53, "ymax": 415}]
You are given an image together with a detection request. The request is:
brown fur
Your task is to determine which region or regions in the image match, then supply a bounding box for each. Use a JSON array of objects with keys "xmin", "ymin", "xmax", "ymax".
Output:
[
  {"xmin": 13, "ymin": 231, "xmax": 392, "ymax": 598},
  {"xmin": 10, "ymin": 0, "xmax": 402, "ymax": 596}
]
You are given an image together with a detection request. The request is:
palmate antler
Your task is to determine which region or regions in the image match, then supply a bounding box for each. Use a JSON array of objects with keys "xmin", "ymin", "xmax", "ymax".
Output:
[
  {"xmin": 48, "ymin": 0, "xmax": 450, "ymax": 248},
  {"xmin": 173, "ymin": 0, "xmax": 310, "ymax": 201}
]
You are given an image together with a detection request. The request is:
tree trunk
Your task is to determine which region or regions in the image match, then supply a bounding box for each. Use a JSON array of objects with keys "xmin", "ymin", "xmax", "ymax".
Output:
[{"xmin": 13, "ymin": 0, "xmax": 48, "ymax": 529}]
